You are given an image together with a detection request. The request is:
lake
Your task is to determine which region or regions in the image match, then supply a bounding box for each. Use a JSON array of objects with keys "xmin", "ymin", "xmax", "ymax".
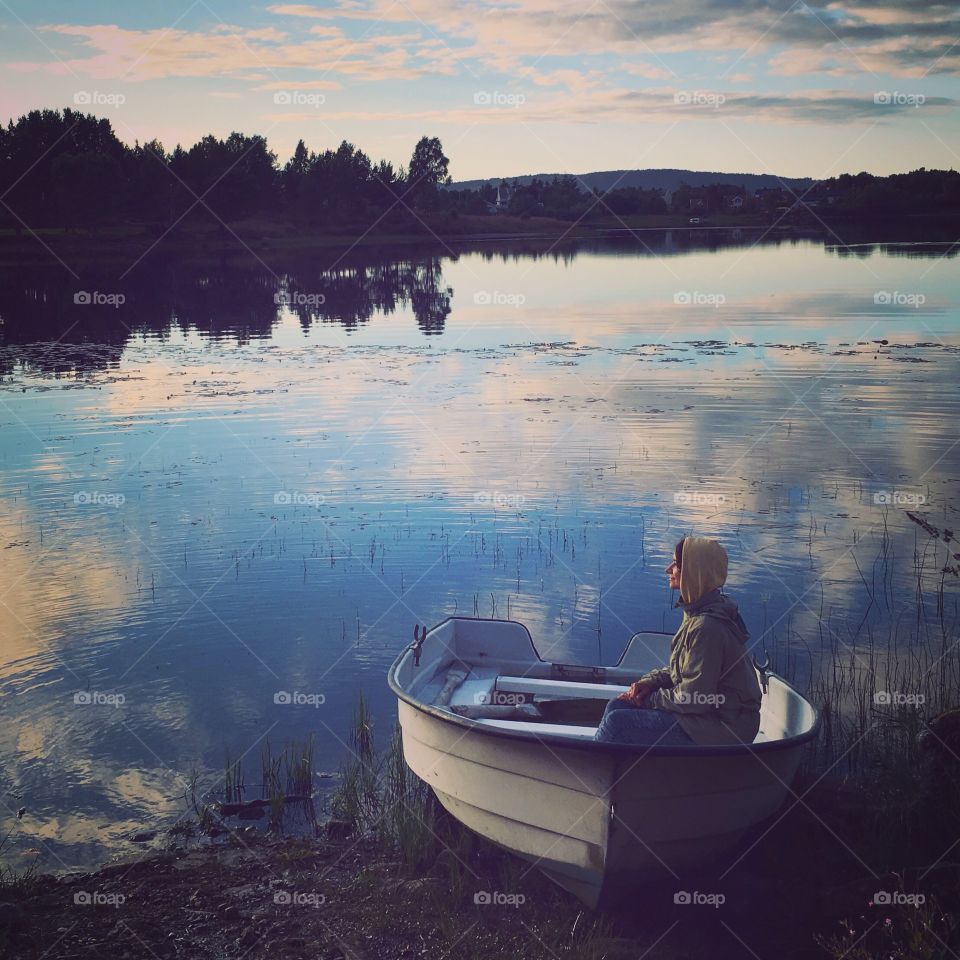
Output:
[{"xmin": 1, "ymin": 226, "xmax": 958, "ymax": 871}]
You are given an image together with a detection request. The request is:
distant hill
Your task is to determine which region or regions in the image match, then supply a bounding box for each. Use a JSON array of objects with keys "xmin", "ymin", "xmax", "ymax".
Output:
[{"xmin": 449, "ymin": 168, "xmax": 815, "ymax": 196}]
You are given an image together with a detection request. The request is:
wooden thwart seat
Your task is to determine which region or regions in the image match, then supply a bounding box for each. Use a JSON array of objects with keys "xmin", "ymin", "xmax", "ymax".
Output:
[{"xmin": 495, "ymin": 675, "xmax": 627, "ymax": 700}]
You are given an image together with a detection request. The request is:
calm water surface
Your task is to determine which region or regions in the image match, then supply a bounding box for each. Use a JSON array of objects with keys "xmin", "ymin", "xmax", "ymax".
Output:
[{"xmin": 1, "ymin": 230, "xmax": 958, "ymax": 870}]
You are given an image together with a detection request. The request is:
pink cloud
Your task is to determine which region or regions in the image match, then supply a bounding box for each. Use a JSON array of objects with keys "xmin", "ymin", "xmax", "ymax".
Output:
[{"xmin": 13, "ymin": 21, "xmax": 455, "ymax": 83}]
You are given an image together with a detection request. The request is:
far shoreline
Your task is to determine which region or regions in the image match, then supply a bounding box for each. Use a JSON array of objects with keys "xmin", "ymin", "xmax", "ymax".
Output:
[{"xmin": 0, "ymin": 211, "xmax": 954, "ymax": 267}]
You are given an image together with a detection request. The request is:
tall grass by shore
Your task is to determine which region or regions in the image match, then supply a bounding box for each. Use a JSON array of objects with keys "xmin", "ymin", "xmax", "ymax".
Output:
[
  {"xmin": 771, "ymin": 519, "xmax": 960, "ymax": 862},
  {"xmin": 321, "ymin": 521, "xmax": 959, "ymax": 959}
]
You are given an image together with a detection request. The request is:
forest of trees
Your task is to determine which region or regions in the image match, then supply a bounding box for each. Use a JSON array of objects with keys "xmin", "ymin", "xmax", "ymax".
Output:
[
  {"xmin": 0, "ymin": 109, "xmax": 454, "ymax": 235},
  {"xmin": 1, "ymin": 108, "xmax": 958, "ymax": 238}
]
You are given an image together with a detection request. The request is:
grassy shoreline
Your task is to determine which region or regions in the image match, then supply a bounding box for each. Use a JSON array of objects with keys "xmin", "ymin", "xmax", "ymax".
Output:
[
  {"xmin": 2, "ymin": 747, "xmax": 957, "ymax": 959},
  {"xmin": 3, "ymin": 694, "xmax": 958, "ymax": 959}
]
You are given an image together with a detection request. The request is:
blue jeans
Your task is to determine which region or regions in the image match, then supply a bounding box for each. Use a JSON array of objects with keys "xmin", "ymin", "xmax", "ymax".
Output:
[{"xmin": 594, "ymin": 698, "xmax": 694, "ymax": 745}]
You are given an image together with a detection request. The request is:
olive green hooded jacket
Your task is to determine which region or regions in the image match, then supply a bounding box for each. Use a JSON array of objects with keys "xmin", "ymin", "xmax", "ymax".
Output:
[{"xmin": 642, "ymin": 537, "xmax": 762, "ymax": 746}]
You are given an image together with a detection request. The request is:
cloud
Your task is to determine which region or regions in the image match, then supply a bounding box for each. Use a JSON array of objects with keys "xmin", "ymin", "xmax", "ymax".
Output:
[
  {"xmin": 770, "ymin": 37, "xmax": 960, "ymax": 77},
  {"xmin": 5, "ymin": 1, "xmax": 957, "ymax": 137},
  {"xmin": 254, "ymin": 79, "xmax": 342, "ymax": 90},
  {"xmin": 523, "ymin": 68, "xmax": 609, "ymax": 94},
  {"xmin": 7, "ymin": 0, "xmax": 957, "ymax": 105},
  {"xmin": 622, "ymin": 62, "xmax": 674, "ymax": 80},
  {"xmin": 268, "ymin": 3, "xmax": 348, "ymax": 17},
  {"xmin": 10, "ymin": 21, "xmax": 457, "ymax": 83},
  {"xmin": 268, "ymin": 0, "xmax": 960, "ymax": 77},
  {"xmin": 264, "ymin": 86, "xmax": 958, "ymax": 127}
]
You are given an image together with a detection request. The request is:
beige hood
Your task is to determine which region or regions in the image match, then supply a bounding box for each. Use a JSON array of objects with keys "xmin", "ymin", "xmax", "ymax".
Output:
[{"xmin": 678, "ymin": 536, "xmax": 728, "ymax": 604}]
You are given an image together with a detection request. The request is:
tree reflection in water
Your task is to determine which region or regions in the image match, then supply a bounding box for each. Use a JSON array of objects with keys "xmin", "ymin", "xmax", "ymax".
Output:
[
  {"xmin": 3, "ymin": 226, "xmax": 954, "ymax": 376},
  {"xmin": 0, "ymin": 254, "xmax": 454, "ymax": 375}
]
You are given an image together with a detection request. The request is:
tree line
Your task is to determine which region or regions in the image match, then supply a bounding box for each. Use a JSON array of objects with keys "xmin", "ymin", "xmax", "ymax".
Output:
[
  {"xmin": 0, "ymin": 108, "xmax": 957, "ymax": 236},
  {"xmin": 0, "ymin": 109, "xmax": 452, "ymax": 234}
]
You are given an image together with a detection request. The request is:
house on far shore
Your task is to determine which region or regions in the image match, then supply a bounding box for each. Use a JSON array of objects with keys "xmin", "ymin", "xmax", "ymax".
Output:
[{"xmin": 725, "ymin": 194, "xmax": 744, "ymax": 209}]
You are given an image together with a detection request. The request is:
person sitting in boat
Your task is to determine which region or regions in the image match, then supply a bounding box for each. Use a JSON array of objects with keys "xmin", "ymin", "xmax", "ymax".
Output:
[{"xmin": 594, "ymin": 536, "xmax": 762, "ymax": 746}]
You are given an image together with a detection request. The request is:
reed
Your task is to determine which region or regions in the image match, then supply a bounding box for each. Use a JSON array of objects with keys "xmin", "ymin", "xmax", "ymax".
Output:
[
  {"xmin": 0, "ymin": 817, "xmax": 38, "ymax": 893},
  {"xmin": 330, "ymin": 690, "xmax": 382, "ymax": 832},
  {"xmin": 766, "ymin": 519, "xmax": 960, "ymax": 940},
  {"xmin": 184, "ymin": 769, "xmax": 217, "ymax": 835},
  {"xmin": 330, "ymin": 694, "xmax": 474, "ymax": 877},
  {"xmin": 224, "ymin": 750, "xmax": 244, "ymax": 803}
]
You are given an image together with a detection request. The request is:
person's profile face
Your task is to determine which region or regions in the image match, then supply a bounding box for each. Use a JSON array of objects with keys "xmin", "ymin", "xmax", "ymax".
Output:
[{"xmin": 666, "ymin": 553, "xmax": 681, "ymax": 590}]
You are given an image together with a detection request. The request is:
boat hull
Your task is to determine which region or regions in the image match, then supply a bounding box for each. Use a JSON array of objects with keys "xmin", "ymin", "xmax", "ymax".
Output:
[{"xmin": 398, "ymin": 697, "xmax": 804, "ymax": 908}]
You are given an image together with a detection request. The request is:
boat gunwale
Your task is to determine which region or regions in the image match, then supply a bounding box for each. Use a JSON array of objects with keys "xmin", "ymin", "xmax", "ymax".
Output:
[{"xmin": 388, "ymin": 616, "xmax": 822, "ymax": 758}]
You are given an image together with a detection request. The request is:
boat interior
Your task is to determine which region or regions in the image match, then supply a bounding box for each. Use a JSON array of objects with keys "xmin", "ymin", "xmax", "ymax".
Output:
[{"xmin": 395, "ymin": 617, "xmax": 819, "ymax": 747}]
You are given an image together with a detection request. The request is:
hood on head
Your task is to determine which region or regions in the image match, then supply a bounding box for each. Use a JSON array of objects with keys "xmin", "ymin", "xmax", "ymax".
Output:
[{"xmin": 678, "ymin": 536, "xmax": 728, "ymax": 604}]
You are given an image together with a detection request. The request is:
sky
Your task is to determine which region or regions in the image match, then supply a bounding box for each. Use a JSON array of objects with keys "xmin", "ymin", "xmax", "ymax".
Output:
[{"xmin": 0, "ymin": 0, "xmax": 958, "ymax": 181}]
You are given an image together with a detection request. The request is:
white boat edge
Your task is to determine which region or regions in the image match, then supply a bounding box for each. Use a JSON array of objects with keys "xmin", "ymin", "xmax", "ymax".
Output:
[{"xmin": 388, "ymin": 616, "xmax": 821, "ymax": 908}]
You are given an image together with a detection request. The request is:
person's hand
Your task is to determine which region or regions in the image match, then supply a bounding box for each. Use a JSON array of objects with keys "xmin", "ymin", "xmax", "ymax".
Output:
[{"xmin": 616, "ymin": 679, "xmax": 655, "ymax": 705}]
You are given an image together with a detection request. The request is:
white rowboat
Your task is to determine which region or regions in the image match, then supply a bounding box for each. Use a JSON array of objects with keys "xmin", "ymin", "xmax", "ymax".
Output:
[{"xmin": 388, "ymin": 616, "xmax": 820, "ymax": 908}]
